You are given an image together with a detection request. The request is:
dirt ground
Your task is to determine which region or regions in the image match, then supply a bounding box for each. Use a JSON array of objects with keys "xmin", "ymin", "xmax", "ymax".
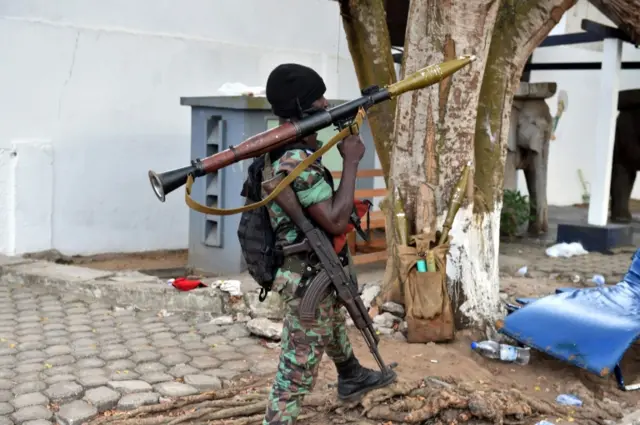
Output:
[
  {"xmin": 71, "ymin": 249, "xmax": 188, "ymax": 271},
  {"xmin": 33, "ymin": 249, "xmax": 190, "ymax": 272},
  {"xmin": 213, "ymin": 322, "xmax": 640, "ymax": 424},
  {"xmin": 46, "ymin": 232, "xmax": 640, "ymax": 423},
  {"xmin": 327, "ymin": 276, "xmax": 640, "ymax": 423},
  {"xmin": 342, "ymin": 329, "xmax": 640, "ymax": 421},
  {"xmin": 499, "ymin": 275, "xmax": 589, "ymax": 300}
]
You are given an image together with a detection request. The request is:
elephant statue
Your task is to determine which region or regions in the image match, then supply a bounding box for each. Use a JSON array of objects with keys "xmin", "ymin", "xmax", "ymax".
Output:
[
  {"xmin": 610, "ymin": 89, "xmax": 640, "ymax": 223},
  {"xmin": 504, "ymin": 82, "xmax": 556, "ymax": 235}
]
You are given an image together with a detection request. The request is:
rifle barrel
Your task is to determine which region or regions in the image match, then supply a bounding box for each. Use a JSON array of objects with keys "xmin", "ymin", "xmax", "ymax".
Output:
[{"xmin": 361, "ymin": 328, "xmax": 387, "ymax": 372}]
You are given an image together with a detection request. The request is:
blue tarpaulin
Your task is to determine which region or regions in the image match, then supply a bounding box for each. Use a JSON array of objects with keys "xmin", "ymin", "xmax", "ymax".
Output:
[{"xmin": 499, "ymin": 248, "xmax": 640, "ymax": 390}]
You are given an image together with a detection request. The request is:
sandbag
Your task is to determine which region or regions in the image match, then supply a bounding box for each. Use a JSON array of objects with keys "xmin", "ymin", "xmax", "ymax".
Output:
[
  {"xmin": 382, "ymin": 243, "xmax": 408, "ymax": 305},
  {"xmin": 401, "ymin": 233, "xmax": 455, "ymax": 343}
]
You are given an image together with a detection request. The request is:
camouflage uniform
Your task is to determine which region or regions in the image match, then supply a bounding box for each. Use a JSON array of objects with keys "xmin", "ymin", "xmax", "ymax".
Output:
[{"xmin": 261, "ymin": 148, "xmax": 354, "ymax": 425}]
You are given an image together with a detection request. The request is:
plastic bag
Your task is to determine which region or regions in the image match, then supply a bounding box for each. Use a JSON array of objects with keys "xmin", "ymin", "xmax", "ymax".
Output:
[{"xmin": 545, "ymin": 242, "xmax": 588, "ymax": 258}]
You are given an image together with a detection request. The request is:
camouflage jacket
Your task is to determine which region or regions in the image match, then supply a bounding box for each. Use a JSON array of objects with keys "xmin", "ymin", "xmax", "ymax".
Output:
[
  {"xmin": 260, "ymin": 147, "xmax": 337, "ymax": 296},
  {"xmin": 262, "ymin": 147, "xmax": 333, "ymax": 246}
]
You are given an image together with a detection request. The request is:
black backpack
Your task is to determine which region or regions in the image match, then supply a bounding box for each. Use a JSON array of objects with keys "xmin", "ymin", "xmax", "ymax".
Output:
[{"xmin": 237, "ymin": 143, "xmax": 313, "ymax": 301}]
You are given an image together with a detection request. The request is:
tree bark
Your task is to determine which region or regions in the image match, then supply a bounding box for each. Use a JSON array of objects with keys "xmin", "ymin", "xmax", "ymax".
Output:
[
  {"xmin": 589, "ymin": 0, "xmax": 640, "ymax": 45},
  {"xmin": 385, "ymin": 0, "xmax": 576, "ymax": 330},
  {"xmin": 338, "ymin": 0, "xmax": 404, "ymax": 300},
  {"xmin": 338, "ymin": 0, "xmax": 398, "ymax": 182}
]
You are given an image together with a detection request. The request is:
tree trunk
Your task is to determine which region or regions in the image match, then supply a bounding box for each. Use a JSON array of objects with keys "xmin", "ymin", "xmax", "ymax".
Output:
[
  {"xmin": 338, "ymin": 0, "xmax": 398, "ymax": 182},
  {"xmin": 589, "ymin": 0, "xmax": 640, "ymax": 45},
  {"xmin": 385, "ymin": 0, "xmax": 576, "ymax": 330}
]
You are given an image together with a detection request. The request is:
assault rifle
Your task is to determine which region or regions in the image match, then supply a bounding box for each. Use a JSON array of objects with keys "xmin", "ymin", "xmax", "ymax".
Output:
[{"xmin": 262, "ymin": 172, "xmax": 393, "ymax": 375}]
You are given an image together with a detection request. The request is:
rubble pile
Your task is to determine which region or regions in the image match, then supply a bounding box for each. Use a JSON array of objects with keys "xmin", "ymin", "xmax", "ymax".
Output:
[{"xmin": 236, "ymin": 281, "xmax": 408, "ymax": 343}]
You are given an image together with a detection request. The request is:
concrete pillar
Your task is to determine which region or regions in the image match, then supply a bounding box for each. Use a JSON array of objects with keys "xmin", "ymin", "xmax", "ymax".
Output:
[
  {"xmin": 587, "ymin": 38, "xmax": 623, "ymax": 226},
  {"xmin": 556, "ymin": 38, "xmax": 632, "ymax": 252}
]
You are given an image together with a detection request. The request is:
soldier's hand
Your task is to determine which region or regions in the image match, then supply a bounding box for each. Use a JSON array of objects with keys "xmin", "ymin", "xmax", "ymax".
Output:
[{"xmin": 338, "ymin": 135, "xmax": 365, "ymax": 164}]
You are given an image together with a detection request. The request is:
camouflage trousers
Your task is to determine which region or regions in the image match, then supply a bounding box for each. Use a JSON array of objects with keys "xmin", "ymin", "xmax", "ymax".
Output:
[{"xmin": 262, "ymin": 257, "xmax": 354, "ymax": 425}]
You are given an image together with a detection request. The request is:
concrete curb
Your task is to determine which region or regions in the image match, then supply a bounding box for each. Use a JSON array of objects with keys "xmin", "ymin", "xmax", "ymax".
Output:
[{"xmin": 0, "ymin": 254, "xmax": 284, "ymax": 318}]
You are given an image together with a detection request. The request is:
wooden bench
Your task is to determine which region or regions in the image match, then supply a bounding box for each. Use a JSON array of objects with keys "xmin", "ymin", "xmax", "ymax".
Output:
[{"xmin": 330, "ymin": 169, "xmax": 388, "ymax": 265}]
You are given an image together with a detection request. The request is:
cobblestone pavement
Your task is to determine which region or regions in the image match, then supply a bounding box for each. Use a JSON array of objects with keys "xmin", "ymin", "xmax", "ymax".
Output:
[{"xmin": 0, "ymin": 283, "xmax": 278, "ymax": 425}]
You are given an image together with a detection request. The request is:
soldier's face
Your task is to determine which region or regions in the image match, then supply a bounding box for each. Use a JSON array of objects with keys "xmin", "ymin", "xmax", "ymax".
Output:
[
  {"xmin": 303, "ymin": 97, "xmax": 329, "ymax": 148},
  {"xmin": 311, "ymin": 97, "xmax": 329, "ymax": 110}
]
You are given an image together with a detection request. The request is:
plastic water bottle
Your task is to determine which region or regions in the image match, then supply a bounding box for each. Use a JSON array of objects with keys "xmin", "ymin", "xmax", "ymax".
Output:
[{"xmin": 471, "ymin": 340, "xmax": 531, "ymax": 365}]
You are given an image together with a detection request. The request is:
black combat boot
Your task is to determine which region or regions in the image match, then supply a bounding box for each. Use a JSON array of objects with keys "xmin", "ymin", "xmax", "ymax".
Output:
[{"xmin": 334, "ymin": 355, "xmax": 397, "ymax": 402}]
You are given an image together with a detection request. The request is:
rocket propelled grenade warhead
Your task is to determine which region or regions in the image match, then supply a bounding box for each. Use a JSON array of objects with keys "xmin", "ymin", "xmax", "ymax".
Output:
[
  {"xmin": 438, "ymin": 161, "xmax": 472, "ymax": 246},
  {"xmin": 387, "ymin": 55, "xmax": 477, "ymax": 98}
]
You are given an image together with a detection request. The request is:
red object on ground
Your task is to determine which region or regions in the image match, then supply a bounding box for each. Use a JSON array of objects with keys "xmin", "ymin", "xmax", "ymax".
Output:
[
  {"xmin": 172, "ymin": 277, "xmax": 207, "ymax": 291},
  {"xmin": 333, "ymin": 200, "xmax": 370, "ymax": 253}
]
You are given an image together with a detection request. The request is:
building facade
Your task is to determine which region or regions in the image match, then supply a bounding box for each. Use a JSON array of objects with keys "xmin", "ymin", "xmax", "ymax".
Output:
[{"xmin": 0, "ymin": 0, "xmax": 638, "ymax": 256}]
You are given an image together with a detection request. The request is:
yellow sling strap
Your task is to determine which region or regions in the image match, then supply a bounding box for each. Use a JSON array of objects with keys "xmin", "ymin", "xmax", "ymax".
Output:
[{"xmin": 184, "ymin": 107, "xmax": 366, "ymax": 216}]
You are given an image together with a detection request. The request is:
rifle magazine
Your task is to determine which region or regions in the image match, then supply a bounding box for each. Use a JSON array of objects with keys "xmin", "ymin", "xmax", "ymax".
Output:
[{"xmin": 298, "ymin": 270, "xmax": 333, "ymax": 326}]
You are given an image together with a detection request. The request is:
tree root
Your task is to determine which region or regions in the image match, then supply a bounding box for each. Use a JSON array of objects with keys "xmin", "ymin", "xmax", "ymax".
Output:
[
  {"xmin": 87, "ymin": 376, "xmax": 623, "ymax": 425},
  {"xmin": 194, "ymin": 413, "xmax": 264, "ymax": 425},
  {"xmin": 89, "ymin": 378, "xmax": 268, "ymax": 425}
]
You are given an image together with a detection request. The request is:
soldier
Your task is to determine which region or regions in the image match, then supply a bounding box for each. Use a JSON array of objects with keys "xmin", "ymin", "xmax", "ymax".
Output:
[{"xmin": 260, "ymin": 63, "xmax": 397, "ymax": 425}]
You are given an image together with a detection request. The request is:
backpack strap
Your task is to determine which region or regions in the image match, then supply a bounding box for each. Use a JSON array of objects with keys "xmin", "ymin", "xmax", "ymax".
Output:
[{"xmin": 184, "ymin": 107, "xmax": 366, "ymax": 216}]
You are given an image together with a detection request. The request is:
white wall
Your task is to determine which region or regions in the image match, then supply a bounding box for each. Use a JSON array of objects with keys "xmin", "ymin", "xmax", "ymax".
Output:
[
  {"xmin": 0, "ymin": 0, "xmax": 360, "ymax": 255},
  {"xmin": 518, "ymin": 4, "xmax": 640, "ymax": 206},
  {"xmin": 563, "ymin": 0, "xmax": 612, "ymax": 51},
  {"xmin": 3, "ymin": 0, "xmax": 636, "ymax": 256}
]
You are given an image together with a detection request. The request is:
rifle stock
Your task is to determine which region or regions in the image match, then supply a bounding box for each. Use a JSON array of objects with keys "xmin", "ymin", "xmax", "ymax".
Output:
[{"xmin": 261, "ymin": 173, "xmax": 392, "ymax": 374}]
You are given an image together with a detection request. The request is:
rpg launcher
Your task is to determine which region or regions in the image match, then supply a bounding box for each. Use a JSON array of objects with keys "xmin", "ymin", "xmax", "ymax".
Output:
[{"xmin": 148, "ymin": 55, "xmax": 477, "ymax": 203}]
